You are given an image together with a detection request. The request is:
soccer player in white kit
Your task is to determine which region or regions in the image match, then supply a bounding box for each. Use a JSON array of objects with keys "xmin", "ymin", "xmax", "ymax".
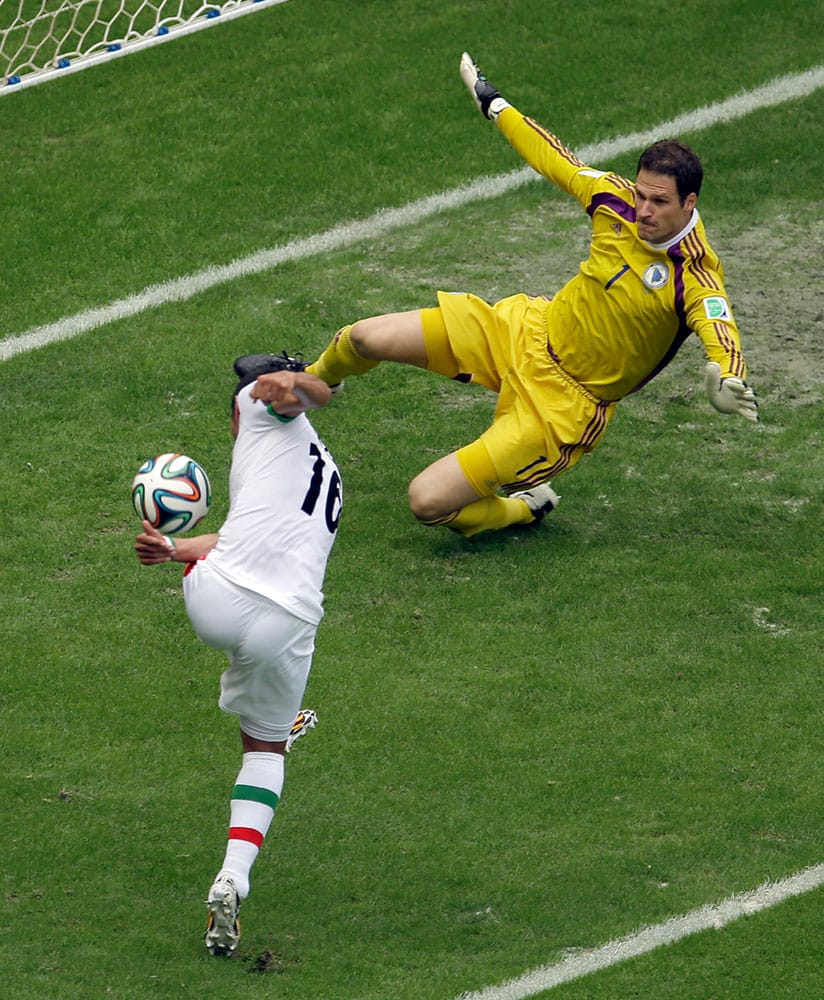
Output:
[{"xmin": 135, "ymin": 357, "xmax": 342, "ymax": 956}]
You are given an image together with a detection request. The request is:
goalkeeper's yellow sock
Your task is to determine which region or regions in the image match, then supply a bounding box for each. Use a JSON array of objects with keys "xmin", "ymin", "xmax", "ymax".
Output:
[
  {"xmin": 307, "ymin": 325, "xmax": 379, "ymax": 386},
  {"xmin": 425, "ymin": 495, "xmax": 536, "ymax": 538}
]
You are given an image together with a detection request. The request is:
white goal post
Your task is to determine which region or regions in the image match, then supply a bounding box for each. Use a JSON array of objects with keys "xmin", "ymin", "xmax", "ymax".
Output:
[{"xmin": 0, "ymin": 0, "xmax": 291, "ymax": 94}]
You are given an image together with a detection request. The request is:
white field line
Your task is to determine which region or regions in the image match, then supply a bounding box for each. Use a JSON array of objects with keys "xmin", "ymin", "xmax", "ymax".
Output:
[
  {"xmin": 2, "ymin": 63, "xmax": 823, "ymax": 363},
  {"xmin": 455, "ymin": 862, "xmax": 824, "ymax": 1000}
]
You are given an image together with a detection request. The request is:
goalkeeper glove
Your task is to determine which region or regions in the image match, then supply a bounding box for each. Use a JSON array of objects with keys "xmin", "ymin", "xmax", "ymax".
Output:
[
  {"xmin": 704, "ymin": 362, "xmax": 759, "ymax": 423},
  {"xmin": 460, "ymin": 52, "xmax": 511, "ymax": 121}
]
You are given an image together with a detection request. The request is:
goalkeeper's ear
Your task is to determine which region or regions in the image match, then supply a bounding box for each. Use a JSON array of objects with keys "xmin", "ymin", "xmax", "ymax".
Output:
[
  {"xmin": 704, "ymin": 362, "xmax": 759, "ymax": 423},
  {"xmin": 460, "ymin": 52, "xmax": 511, "ymax": 121}
]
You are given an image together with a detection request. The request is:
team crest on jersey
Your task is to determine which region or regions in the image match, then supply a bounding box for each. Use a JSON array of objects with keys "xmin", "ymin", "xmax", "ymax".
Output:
[
  {"xmin": 642, "ymin": 262, "xmax": 670, "ymax": 289},
  {"xmin": 703, "ymin": 296, "xmax": 732, "ymax": 321}
]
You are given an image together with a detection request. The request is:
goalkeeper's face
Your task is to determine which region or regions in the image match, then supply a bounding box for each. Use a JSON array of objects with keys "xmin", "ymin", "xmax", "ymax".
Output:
[{"xmin": 635, "ymin": 170, "xmax": 697, "ymax": 243}]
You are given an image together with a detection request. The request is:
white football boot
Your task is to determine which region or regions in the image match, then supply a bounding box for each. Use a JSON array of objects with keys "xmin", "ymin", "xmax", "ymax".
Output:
[
  {"xmin": 510, "ymin": 482, "xmax": 561, "ymax": 523},
  {"xmin": 286, "ymin": 708, "xmax": 318, "ymax": 752},
  {"xmin": 205, "ymin": 875, "xmax": 241, "ymax": 957}
]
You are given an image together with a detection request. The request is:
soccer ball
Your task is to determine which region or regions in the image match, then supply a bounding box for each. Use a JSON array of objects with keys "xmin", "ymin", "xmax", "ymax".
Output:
[{"xmin": 132, "ymin": 453, "xmax": 211, "ymax": 535}]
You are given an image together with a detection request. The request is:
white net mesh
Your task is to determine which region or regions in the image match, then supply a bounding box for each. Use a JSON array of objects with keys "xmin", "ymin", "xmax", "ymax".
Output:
[{"xmin": 0, "ymin": 0, "xmax": 290, "ymax": 92}]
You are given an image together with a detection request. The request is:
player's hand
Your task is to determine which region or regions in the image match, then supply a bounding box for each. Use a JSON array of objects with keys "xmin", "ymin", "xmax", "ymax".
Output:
[
  {"xmin": 460, "ymin": 52, "xmax": 510, "ymax": 121},
  {"xmin": 704, "ymin": 362, "xmax": 759, "ymax": 423},
  {"xmin": 135, "ymin": 520, "xmax": 177, "ymax": 564},
  {"xmin": 251, "ymin": 370, "xmax": 331, "ymax": 414},
  {"xmin": 251, "ymin": 369, "xmax": 299, "ymax": 406}
]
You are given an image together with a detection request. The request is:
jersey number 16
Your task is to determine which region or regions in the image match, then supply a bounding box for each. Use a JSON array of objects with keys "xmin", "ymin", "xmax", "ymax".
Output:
[{"xmin": 301, "ymin": 442, "xmax": 342, "ymax": 535}]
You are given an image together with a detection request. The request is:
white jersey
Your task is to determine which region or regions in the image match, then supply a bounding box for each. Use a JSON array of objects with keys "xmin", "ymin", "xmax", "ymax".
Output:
[{"xmin": 205, "ymin": 384, "xmax": 342, "ymax": 625}]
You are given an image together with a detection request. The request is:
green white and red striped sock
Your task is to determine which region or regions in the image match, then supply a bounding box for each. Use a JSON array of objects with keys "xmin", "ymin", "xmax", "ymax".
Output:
[{"xmin": 216, "ymin": 751, "xmax": 284, "ymax": 900}]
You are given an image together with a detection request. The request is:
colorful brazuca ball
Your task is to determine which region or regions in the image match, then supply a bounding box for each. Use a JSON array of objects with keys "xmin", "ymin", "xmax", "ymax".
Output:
[{"xmin": 132, "ymin": 453, "xmax": 211, "ymax": 535}]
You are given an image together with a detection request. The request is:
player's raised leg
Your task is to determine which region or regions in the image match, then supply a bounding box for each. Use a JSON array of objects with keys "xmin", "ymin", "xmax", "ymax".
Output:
[{"xmin": 307, "ymin": 310, "xmax": 429, "ymax": 387}]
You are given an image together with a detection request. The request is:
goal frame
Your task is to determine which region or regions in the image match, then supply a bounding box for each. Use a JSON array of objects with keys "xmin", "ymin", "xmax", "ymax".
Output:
[{"xmin": 1, "ymin": 0, "xmax": 292, "ymax": 95}]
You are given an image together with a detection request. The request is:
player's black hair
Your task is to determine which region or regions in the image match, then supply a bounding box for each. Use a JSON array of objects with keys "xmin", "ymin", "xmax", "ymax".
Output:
[
  {"xmin": 637, "ymin": 140, "xmax": 703, "ymax": 201},
  {"xmin": 231, "ymin": 358, "xmax": 280, "ymax": 414}
]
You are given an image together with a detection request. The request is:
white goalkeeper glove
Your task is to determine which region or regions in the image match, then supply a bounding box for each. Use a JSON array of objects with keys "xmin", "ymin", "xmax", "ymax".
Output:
[
  {"xmin": 704, "ymin": 362, "xmax": 759, "ymax": 423},
  {"xmin": 460, "ymin": 52, "xmax": 511, "ymax": 121}
]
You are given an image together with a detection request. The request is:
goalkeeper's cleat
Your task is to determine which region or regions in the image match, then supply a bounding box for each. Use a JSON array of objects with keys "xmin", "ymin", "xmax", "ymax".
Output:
[
  {"xmin": 510, "ymin": 482, "xmax": 561, "ymax": 523},
  {"xmin": 233, "ymin": 351, "xmax": 308, "ymax": 380},
  {"xmin": 205, "ymin": 876, "xmax": 241, "ymax": 957},
  {"xmin": 285, "ymin": 708, "xmax": 318, "ymax": 752}
]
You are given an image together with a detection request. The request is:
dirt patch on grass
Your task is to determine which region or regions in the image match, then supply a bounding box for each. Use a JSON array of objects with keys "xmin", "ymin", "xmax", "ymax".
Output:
[{"xmin": 718, "ymin": 213, "xmax": 824, "ymax": 405}]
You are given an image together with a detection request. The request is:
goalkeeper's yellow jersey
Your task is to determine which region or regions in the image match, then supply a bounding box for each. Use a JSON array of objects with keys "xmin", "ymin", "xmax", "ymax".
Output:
[{"xmin": 497, "ymin": 108, "xmax": 747, "ymax": 402}]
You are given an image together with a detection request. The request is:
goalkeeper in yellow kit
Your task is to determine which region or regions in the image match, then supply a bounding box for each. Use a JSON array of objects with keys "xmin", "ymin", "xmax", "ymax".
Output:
[{"xmin": 303, "ymin": 52, "xmax": 758, "ymax": 539}]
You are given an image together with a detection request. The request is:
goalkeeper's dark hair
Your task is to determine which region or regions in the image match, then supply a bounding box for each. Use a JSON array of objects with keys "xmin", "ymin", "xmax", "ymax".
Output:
[{"xmin": 638, "ymin": 140, "xmax": 703, "ymax": 202}]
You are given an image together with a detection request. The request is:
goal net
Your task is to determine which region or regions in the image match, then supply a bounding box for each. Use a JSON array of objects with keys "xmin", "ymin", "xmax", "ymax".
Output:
[{"xmin": 1, "ymin": 0, "xmax": 291, "ymax": 94}]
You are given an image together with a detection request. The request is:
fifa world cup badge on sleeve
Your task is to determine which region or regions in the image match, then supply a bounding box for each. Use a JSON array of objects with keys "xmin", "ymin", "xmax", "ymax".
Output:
[{"xmin": 703, "ymin": 296, "xmax": 731, "ymax": 321}]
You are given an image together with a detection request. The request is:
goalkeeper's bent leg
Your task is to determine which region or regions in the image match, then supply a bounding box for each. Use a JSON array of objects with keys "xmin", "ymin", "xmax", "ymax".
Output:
[
  {"xmin": 410, "ymin": 443, "xmax": 538, "ymax": 538},
  {"xmin": 424, "ymin": 494, "xmax": 537, "ymax": 538},
  {"xmin": 307, "ymin": 325, "xmax": 379, "ymax": 386}
]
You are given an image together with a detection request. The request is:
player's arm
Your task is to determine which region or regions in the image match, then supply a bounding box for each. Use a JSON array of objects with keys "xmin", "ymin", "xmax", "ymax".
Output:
[
  {"xmin": 696, "ymin": 328, "xmax": 758, "ymax": 424},
  {"xmin": 459, "ymin": 52, "xmax": 596, "ymax": 201},
  {"xmin": 250, "ymin": 370, "xmax": 332, "ymax": 416},
  {"xmin": 687, "ymin": 292, "xmax": 759, "ymax": 423},
  {"xmin": 135, "ymin": 521, "xmax": 219, "ymax": 564}
]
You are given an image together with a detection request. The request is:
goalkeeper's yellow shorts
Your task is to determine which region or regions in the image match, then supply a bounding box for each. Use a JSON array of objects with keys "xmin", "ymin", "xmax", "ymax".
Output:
[{"xmin": 421, "ymin": 291, "xmax": 616, "ymax": 496}]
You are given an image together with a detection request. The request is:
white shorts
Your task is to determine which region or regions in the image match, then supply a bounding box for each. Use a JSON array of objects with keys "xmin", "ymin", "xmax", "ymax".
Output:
[{"xmin": 182, "ymin": 558, "xmax": 317, "ymax": 742}]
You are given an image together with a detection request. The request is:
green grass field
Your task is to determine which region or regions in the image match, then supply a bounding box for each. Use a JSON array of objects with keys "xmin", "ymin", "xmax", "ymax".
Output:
[{"xmin": 1, "ymin": 2, "xmax": 822, "ymax": 997}]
